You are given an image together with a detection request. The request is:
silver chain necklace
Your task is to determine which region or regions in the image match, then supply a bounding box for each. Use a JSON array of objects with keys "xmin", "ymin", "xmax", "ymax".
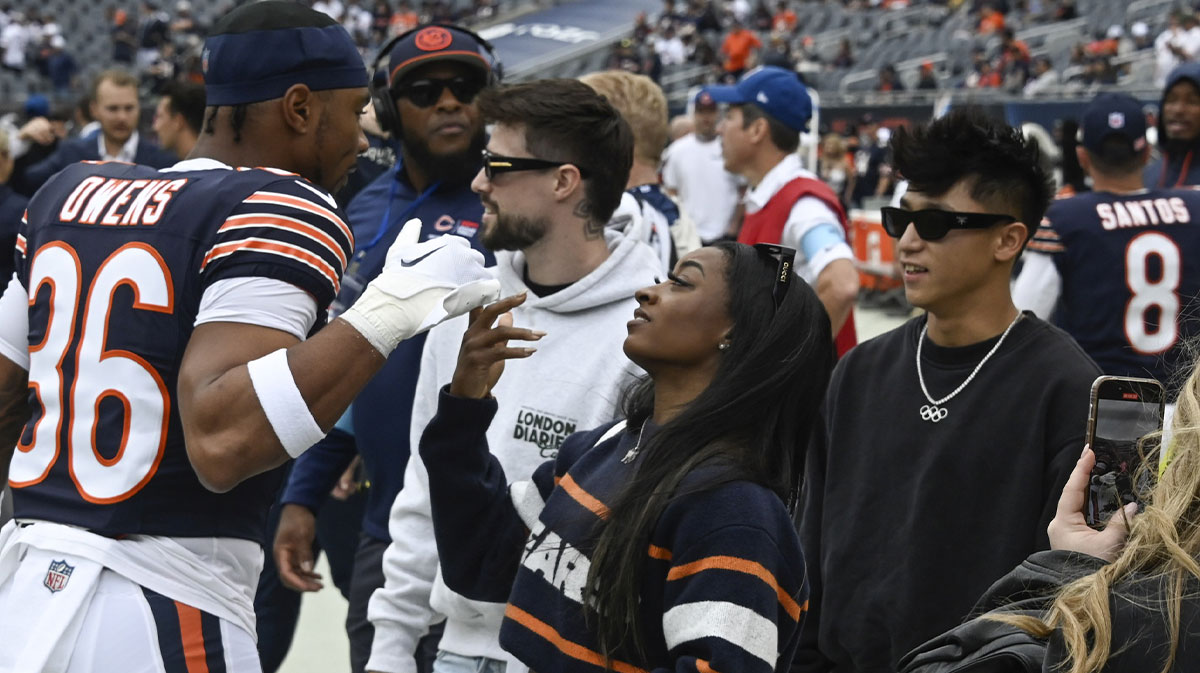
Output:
[
  {"xmin": 916, "ymin": 313, "xmax": 1022, "ymax": 423},
  {"xmin": 621, "ymin": 418, "xmax": 652, "ymax": 464}
]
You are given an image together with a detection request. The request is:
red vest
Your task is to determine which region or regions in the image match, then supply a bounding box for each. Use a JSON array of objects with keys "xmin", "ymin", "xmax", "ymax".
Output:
[{"xmin": 738, "ymin": 176, "xmax": 857, "ymax": 357}]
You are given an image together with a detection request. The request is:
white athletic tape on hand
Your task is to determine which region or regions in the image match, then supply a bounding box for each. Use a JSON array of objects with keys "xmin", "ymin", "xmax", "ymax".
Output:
[
  {"xmin": 341, "ymin": 218, "xmax": 501, "ymax": 355},
  {"xmin": 246, "ymin": 348, "xmax": 326, "ymax": 458},
  {"xmin": 417, "ymin": 278, "xmax": 503, "ymax": 333},
  {"xmin": 341, "ymin": 285, "xmax": 443, "ymax": 356}
]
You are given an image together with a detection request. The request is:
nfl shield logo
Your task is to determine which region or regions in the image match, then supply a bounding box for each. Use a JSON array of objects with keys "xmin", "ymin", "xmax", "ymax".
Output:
[
  {"xmin": 1108, "ymin": 112, "xmax": 1125, "ymax": 129},
  {"xmin": 44, "ymin": 559, "xmax": 74, "ymax": 593}
]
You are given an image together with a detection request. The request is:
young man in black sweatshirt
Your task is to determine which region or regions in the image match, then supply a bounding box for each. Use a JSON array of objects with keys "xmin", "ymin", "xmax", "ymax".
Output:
[{"xmin": 795, "ymin": 109, "xmax": 1101, "ymax": 673}]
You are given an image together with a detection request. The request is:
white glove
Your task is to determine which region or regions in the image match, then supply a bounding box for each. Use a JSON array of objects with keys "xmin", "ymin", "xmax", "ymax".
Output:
[{"xmin": 340, "ymin": 219, "xmax": 501, "ymax": 356}]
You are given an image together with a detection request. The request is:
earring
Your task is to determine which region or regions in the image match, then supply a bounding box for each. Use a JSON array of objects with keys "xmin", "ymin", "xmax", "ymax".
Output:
[{"xmin": 718, "ymin": 342, "xmax": 730, "ymax": 351}]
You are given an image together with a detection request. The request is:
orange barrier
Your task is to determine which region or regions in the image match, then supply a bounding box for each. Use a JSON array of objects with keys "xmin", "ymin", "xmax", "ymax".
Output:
[{"xmin": 848, "ymin": 208, "xmax": 902, "ymax": 291}]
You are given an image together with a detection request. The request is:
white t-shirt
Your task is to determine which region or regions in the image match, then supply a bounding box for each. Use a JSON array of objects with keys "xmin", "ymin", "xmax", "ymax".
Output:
[
  {"xmin": 312, "ymin": 0, "xmax": 345, "ymax": 20},
  {"xmin": 343, "ymin": 4, "xmax": 371, "ymax": 38},
  {"xmin": 1155, "ymin": 27, "xmax": 1200, "ymax": 86},
  {"xmin": 662, "ymin": 133, "xmax": 741, "ymax": 243},
  {"xmin": 1011, "ymin": 250, "xmax": 1062, "ymax": 320},
  {"xmin": 655, "ymin": 36, "xmax": 687, "ymax": 66},
  {"xmin": 1, "ymin": 22, "xmax": 28, "ymax": 68}
]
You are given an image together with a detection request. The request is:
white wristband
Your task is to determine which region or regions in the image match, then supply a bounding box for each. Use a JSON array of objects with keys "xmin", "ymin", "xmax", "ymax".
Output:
[{"xmin": 246, "ymin": 348, "xmax": 326, "ymax": 458}]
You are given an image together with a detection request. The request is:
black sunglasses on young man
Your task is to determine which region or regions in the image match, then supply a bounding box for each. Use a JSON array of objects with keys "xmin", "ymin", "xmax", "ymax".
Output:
[
  {"xmin": 394, "ymin": 75, "xmax": 487, "ymax": 108},
  {"xmin": 753, "ymin": 243, "xmax": 796, "ymax": 309},
  {"xmin": 481, "ymin": 149, "xmax": 591, "ymax": 180},
  {"xmin": 880, "ymin": 207, "xmax": 1017, "ymax": 241}
]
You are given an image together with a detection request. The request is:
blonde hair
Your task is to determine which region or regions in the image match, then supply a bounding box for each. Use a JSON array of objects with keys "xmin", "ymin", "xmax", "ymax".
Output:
[
  {"xmin": 821, "ymin": 133, "xmax": 847, "ymax": 158},
  {"xmin": 995, "ymin": 358, "xmax": 1200, "ymax": 673},
  {"xmin": 579, "ymin": 70, "xmax": 668, "ymax": 167},
  {"xmin": 90, "ymin": 69, "xmax": 138, "ymax": 99}
]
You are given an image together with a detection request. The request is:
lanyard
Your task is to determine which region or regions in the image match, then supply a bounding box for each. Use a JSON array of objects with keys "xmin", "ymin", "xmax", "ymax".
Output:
[{"xmin": 361, "ymin": 164, "xmax": 441, "ymax": 255}]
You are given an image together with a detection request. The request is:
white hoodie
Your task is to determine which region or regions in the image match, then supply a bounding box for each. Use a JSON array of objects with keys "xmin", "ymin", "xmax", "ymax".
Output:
[{"xmin": 365, "ymin": 229, "xmax": 662, "ymax": 673}]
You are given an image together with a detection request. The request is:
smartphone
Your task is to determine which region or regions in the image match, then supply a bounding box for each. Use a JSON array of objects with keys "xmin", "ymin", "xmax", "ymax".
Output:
[{"xmin": 1083, "ymin": 376, "xmax": 1165, "ymax": 529}]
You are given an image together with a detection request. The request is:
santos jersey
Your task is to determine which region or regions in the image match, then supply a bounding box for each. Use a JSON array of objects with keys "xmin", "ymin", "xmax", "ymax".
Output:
[
  {"xmin": 9, "ymin": 160, "xmax": 353, "ymax": 541},
  {"xmin": 1028, "ymin": 188, "xmax": 1200, "ymax": 391}
]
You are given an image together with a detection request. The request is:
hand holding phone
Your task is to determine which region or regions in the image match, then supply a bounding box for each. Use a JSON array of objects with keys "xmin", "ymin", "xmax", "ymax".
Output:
[
  {"xmin": 1083, "ymin": 376, "xmax": 1165, "ymax": 529},
  {"xmin": 1049, "ymin": 446, "xmax": 1136, "ymax": 561}
]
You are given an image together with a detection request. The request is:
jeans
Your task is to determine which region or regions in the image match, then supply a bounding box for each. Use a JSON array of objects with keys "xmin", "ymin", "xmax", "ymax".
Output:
[{"xmin": 432, "ymin": 651, "xmax": 508, "ymax": 673}]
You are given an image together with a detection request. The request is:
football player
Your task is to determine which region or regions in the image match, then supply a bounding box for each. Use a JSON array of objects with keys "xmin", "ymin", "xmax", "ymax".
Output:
[
  {"xmin": 1015, "ymin": 92, "xmax": 1200, "ymax": 397},
  {"xmin": 0, "ymin": 3, "xmax": 496, "ymax": 670}
]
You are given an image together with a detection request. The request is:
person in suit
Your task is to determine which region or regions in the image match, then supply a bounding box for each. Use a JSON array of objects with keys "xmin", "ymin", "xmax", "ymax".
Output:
[{"xmin": 14, "ymin": 69, "xmax": 176, "ymax": 195}]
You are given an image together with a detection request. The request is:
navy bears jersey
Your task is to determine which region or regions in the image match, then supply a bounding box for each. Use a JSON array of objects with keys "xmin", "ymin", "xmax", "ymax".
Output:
[
  {"xmin": 1029, "ymin": 188, "xmax": 1200, "ymax": 393},
  {"xmin": 9, "ymin": 160, "xmax": 353, "ymax": 541}
]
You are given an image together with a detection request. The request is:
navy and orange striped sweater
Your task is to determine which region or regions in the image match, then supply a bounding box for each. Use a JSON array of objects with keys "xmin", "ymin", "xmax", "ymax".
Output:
[{"xmin": 422, "ymin": 387, "xmax": 807, "ymax": 673}]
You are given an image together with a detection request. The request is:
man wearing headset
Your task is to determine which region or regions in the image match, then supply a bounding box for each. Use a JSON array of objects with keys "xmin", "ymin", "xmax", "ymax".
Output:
[{"xmin": 271, "ymin": 24, "xmax": 497, "ymax": 673}]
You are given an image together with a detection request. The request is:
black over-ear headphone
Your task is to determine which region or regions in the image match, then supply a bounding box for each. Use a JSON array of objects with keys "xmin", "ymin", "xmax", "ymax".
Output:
[{"xmin": 369, "ymin": 24, "xmax": 501, "ymax": 137}]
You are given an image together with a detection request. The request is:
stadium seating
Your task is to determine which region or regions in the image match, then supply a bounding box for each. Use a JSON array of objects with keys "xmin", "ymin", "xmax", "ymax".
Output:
[
  {"xmin": 0, "ymin": 0, "xmax": 490, "ymax": 107},
  {"xmin": 0, "ymin": 0, "xmax": 1177, "ymax": 113}
]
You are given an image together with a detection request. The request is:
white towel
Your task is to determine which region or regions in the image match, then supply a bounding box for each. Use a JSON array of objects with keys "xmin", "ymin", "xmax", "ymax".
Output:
[{"xmin": 0, "ymin": 542, "xmax": 103, "ymax": 673}]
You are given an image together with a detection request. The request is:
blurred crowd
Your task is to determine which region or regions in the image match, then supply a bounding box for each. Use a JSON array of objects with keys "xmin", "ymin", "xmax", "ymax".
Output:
[
  {"xmin": 2, "ymin": 0, "xmax": 1192, "ymax": 108},
  {"xmin": 0, "ymin": 7, "xmax": 77, "ymax": 101},
  {"xmin": 608, "ymin": 0, "xmax": 836, "ymax": 84},
  {"xmin": 814, "ymin": 113, "xmax": 896, "ymax": 211},
  {"xmin": 609, "ymin": 0, "xmax": 1183, "ymax": 97},
  {"xmin": 0, "ymin": 0, "xmax": 513, "ymax": 107}
]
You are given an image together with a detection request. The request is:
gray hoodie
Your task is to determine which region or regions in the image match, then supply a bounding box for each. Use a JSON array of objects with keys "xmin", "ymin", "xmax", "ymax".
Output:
[{"xmin": 365, "ymin": 229, "xmax": 662, "ymax": 673}]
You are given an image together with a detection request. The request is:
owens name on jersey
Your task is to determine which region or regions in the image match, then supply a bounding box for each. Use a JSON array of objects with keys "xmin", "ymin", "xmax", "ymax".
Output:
[
  {"xmin": 1028, "ymin": 188, "xmax": 1200, "ymax": 394},
  {"xmin": 10, "ymin": 160, "xmax": 352, "ymax": 541}
]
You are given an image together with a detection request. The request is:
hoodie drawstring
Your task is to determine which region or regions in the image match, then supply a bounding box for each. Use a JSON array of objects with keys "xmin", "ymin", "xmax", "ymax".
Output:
[
  {"xmin": 1177, "ymin": 150, "xmax": 1194, "ymax": 187},
  {"xmin": 1156, "ymin": 149, "xmax": 1195, "ymax": 188}
]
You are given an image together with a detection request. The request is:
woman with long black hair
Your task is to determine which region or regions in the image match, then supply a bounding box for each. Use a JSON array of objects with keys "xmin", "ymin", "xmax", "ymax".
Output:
[{"xmin": 414, "ymin": 242, "xmax": 834, "ymax": 673}]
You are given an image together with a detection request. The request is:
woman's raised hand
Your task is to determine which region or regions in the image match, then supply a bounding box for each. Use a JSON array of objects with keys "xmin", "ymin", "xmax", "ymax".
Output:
[{"xmin": 449, "ymin": 293, "xmax": 545, "ymax": 400}]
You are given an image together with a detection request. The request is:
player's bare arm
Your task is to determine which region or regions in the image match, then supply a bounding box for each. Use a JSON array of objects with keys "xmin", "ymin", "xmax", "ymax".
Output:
[
  {"xmin": 178, "ymin": 319, "xmax": 383, "ymax": 493},
  {"xmin": 0, "ymin": 354, "xmax": 30, "ymax": 486},
  {"xmin": 179, "ymin": 224, "xmax": 499, "ymax": 493}
]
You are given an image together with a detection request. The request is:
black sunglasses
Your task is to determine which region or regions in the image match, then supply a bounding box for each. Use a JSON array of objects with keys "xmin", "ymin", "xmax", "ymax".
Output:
[
  {"xmin": 481, "ymin": 149, "xmax": 590, "ymax": 180},
  {"xmin": 394, "ymin": 76, "xmax": 486, "ymax": 108},
  {"xmin": 880, "ymin": 207, "xmax": 1017, "ymax": 241},
  {"xmin": 754, "ymin": 243, "xmax": 797, "ymax": 309}
]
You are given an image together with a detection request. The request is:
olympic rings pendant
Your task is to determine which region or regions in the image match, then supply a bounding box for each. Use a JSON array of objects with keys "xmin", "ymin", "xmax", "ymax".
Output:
[{"xmin": 920, "ymin": 404, "xmax": 948, "ymax": 423}]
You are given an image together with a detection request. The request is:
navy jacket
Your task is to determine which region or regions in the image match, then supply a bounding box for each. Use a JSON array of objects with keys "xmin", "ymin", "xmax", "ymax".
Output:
[{"xmin": 14, "ymin": 131, "xmax": 177, "ymax": 196}]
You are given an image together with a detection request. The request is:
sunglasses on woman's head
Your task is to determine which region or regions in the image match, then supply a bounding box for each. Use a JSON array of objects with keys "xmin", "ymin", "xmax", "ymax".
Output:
[
  {"xmin": 394, "ymin": 75, "xmax": 486, "ymax": 108},
  {"xmin": 753, "ymin": 243, "xmax": 797, "ymax": 309},
  {"xmin": 880, "ymin": 207, "xmax": 1017, "ymax": 241}
]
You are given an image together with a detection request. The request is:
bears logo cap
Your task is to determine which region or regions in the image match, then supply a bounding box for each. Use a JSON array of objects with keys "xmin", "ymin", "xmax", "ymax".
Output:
[{"xmin": 386, "ymin": 25, "xmax": 493, "ymax": 88}]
